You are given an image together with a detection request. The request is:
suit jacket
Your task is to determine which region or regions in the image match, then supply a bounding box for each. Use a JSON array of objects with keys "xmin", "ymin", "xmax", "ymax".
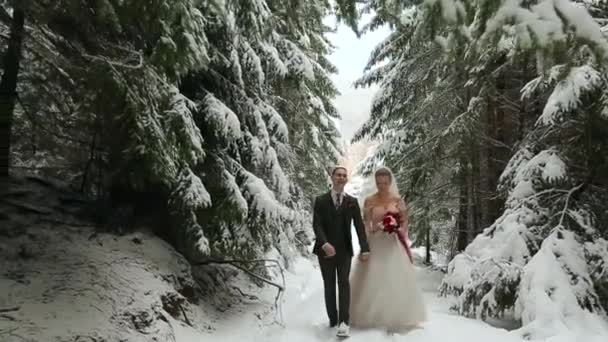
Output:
[{"xmin": 311, "ymin": 191, "xmax": 370, "ymax": 257}]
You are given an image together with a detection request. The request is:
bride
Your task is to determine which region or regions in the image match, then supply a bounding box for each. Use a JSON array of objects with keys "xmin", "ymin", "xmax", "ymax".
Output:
[{"xmin": 349, "ymin": 167, "xmax": 428, "ymax": 333}]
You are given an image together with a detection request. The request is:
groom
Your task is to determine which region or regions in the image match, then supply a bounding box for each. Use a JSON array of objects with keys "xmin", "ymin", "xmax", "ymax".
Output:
[{"xmin": 312, "ymin": 166, "xmax": 370, "ymax": 337}]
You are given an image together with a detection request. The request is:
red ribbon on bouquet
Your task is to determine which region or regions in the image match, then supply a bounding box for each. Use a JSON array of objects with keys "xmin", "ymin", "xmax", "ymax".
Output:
[{"xmin": 382, "ymin": 212, "xmax": 413, "ymax": 263}]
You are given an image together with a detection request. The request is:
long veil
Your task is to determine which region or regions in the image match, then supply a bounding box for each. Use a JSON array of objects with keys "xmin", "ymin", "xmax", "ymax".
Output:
[
  {"xmin": 356, "ymin": 166, "xmax": 401, "ymax": 207},
  {"xmin": 356, "ymin": 166, "xmax": 414, "ymax": 263}
]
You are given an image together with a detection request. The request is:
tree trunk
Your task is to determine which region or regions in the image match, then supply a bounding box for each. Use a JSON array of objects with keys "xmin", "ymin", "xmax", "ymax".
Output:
[
  {"xmin": 472, "ymin": 141, "xmax": 483, "ymax": 236},
  {"xmin": 484, "ymin": 91, "xmax": 500, "ymax": 229},
  {"xmin": 425, "ymin": 221, "xmax": 431, "ymax": 264},
  {"xmin": 491, "ymin": 79, "xmax": 507, "ymax": 219},
  {"xmin": 466, "ymin": 158, "xmax": 476, "ymax": 242},
  {"xmin": 479, "ymin": 103, "xmax": 491, "ymax": 229},
  {"xmin": 0, "ymin": 7, "xmax": 25, "ymax": 177},
  {"xmin": 455, "ymin": 156, "xmax": 469, "ymax": 253}
]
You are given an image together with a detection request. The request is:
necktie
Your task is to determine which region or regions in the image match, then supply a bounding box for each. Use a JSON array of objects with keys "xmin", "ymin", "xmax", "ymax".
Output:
[{"xmin": 335, "ymin": 193, "xmax": 342, "ymax": 208}]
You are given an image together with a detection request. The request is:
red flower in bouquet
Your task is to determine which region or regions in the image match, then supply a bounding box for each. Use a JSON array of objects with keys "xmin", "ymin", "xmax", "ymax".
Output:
[
  {"xmin": 382, "ymin": 212, "xmax": 400, "ymax": 234},
  {"xmin": 382, "ymin": 210, "xmax": 414, "ymax": 264}
]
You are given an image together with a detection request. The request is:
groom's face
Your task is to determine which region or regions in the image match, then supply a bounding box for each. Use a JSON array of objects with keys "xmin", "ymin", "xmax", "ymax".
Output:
[{"xmin": 331, "ymin": 168, "xmax": 348, "ymax": 189}]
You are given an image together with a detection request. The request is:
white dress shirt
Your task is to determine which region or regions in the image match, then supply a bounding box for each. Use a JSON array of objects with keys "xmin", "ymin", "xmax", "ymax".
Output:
[{"xmin": 331, "ymin": 189, "xmax": 343, "ymax": 207}]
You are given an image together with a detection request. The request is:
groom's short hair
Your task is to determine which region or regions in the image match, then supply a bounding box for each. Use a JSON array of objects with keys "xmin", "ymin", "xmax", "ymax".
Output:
[{"xmin": 331, "ymin": 166, "xmax": 348, "ymax": 175}]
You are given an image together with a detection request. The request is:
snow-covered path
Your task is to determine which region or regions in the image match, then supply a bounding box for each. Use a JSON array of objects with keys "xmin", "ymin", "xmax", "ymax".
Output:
[
  {"xmin": 174, "ymin": 176, "xmax": 599, "ymax": 342},
  {"xmin": 251, "ymin": 259, "xmax": 520, "ymax": 342},
  {"xmin": 174, "ymin": 174, "xmax": 529, "ymax": 342},
  {"xmin": 176, "ymin": 253, "xmax": 525, "ymax": 342},
  {"xmin": 261, "ymin": 258, "xmax": 524, "ymax": 342}
]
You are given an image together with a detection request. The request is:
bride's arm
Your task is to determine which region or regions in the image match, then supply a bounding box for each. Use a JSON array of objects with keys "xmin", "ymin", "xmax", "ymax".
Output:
[
  {"xmin": 353, "ymin": 198, "xmax": 370, "ymax": 254},
  {"xmin": 362, "ymin": 198, "xmax": 374, "ymax": 235},
  {"xmin": 398, "ymin": 198, "xmax": 409, "ymax": 237}
]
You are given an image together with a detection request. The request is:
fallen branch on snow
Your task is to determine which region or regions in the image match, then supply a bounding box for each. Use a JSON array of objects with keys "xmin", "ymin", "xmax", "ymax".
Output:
[
  {"xmin": 0, "ymin": 307, "xmax": 20, "ymax": 313},
  {"xmin": 0, "ymin": 314, "xmax": 16, "ymax": 321},
  {"xmin": 177, "ymin": 302, "xmax": 192, "ymax": 327},
  {"xmin": 193, "ymin": 259, "xmax": 286, "ymax": 325},
  {"xmin": 0, "ymin": 327, "xmax": 19, "ymax": 337}
]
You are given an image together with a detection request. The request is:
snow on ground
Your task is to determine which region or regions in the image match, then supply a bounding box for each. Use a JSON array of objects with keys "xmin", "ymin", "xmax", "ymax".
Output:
[
  {"xmin": 175, "ymin": 245, "xmax": 607, "ymax": 342},
  {"xmin": 2, "ymin": 224, "xmax": 605, "ymax": 342},
  {"xmin": 174, "ymin": 248, "xmax": 526, "ymax": 342},
  {"xmin": 2, "ymin": 174, "xmax": 606, "ymax": 342},
  {"xmin": 0, "ymin": 225, "xmax": 222, "ymax": 342}
]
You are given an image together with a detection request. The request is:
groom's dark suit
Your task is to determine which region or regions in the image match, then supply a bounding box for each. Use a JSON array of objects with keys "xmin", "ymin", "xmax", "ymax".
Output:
[{"xmin": 312, "ymin": 191, "xmax": 369, "ymax": 326}]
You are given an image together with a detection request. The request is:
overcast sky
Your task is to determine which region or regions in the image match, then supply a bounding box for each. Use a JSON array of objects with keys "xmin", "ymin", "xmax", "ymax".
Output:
[{"xmin": 324, "ymin": 15, "xmax": 390, "ymax": 143}]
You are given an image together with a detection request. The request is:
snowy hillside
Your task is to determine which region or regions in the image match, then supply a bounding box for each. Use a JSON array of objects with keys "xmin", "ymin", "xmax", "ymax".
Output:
[
  {"xmin": 0, "ymin": 174, "xmax": 268, "ymax": 341},
  {"xmin": 1, "ymin": 174, "xmax": 607, "ymax": 342},
  {"xmin": 0, "ymin": 226, "xmax": 214, "ymax": 341}
]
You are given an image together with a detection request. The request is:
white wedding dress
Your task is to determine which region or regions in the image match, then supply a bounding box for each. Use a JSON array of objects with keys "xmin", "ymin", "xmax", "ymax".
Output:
[{"xmin": 349, "ymin": 200, "xmax": 428, "ymax": 333}]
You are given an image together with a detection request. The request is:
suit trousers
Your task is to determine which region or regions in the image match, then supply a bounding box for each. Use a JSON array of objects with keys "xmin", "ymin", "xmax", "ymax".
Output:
[{"xmin": 318, "ymin": 252, "xmax": 352, "ymax": 326}]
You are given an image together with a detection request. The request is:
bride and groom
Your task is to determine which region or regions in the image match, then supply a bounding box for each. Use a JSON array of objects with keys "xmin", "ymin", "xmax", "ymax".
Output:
[{"xmin": 312, "ymin": 166, "xmax": 427, "ymax": 337}]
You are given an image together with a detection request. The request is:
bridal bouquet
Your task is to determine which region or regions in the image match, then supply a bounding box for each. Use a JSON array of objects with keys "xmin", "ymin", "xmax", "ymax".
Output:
[
  {"xmin": 382, "ymin": 212, "xmax": 400, "ymax": 234},
  {"xmin": 382, "ymin": 211, "xmax": 414, "ymax": 263}
]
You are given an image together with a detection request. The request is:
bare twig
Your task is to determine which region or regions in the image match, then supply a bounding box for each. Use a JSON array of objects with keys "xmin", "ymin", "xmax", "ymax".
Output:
[
  {"xmin": 80, "ymin": 129, "xmax": 98, "ymax": 193},
  {"xmin": 0, "ymin": 306, "xmax": 20, "ymax": 313},
  {"xmin": 232, "ymin": 285, "xmax": 259, "ymax": 300},
  {"xmin": 489, "ymin": 258, "xmax": 506, "ymax": 270},
  {"xmin": 82, "ymin": 51, "xmax": 143, "ymax": 70},
  {"xmin": 177, "ymin": 303, "xmax": 192, "ymax": 327},
  {"xmin": 476, "ymin": 132, "xmax": 513, "ymax": 150},
  {"xmin": 215, "ymin": 262, "xmax": 283, "ymax": 291},
  {"xmin": 1, "ymin": 198, "xmax": 52, "ymax": 214},
  {"xmin": 194, "ymin": 258, "xmax": 286, "ymax": 324},
  {"xmin": 0, "ymin": 327, "xmax": 19, "ymax": 336},
  {"xmin": 558, "ymin": 184, "xmax": 584, "ymax": 228}
]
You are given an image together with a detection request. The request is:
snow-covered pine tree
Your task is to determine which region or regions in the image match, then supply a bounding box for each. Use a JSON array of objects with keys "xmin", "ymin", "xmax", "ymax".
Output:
[
  {"xmin": 266, "ymin": 0, "xmax": 344, "ymax": 207},
  {"xmin": 5, "ymin": 0, "xmax": 362, "ymax": 276},
  {"xmin": 356, "ymin": 0, "xmax": 608, "ymax": 337},
  {"xmin": 172, "ymin": 0, "xmax": 308, "ymax": 263},
  {"xmin": 174, "ymin": 0, "xmax": 361, "ymax": 263},
  {"xmin": 394, "ymin": 0, "xmax": 608, "ymax": 338},
  {"xmin": 352, "ymin": 3, "xmax": 460, "ymax": 261},
  {"xmin": 7, "ymin": 0, "xmax": 213, "ymax": 205},
  {"xmin": 7, "ymin": 0, "xmax": 213, "ymax": 254}
]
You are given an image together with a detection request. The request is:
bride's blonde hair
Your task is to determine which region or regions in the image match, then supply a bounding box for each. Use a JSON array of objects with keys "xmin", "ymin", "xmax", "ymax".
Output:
[
  {"xmin": 358, "ymin": 166, "xmax": 401, "ymax": 208},
  {"xmin": 374, "ymin": 167, "xmax": 393, "ymax": 181}
]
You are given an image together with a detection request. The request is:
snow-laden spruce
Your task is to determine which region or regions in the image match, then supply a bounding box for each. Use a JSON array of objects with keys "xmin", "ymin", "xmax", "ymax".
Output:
[
  {"xmin": 9, "ymin": 0, "xmax": 361, "ymax": 269},
  {"xmin": 431, "ymin": 0, "xmax": 608, "ymax": 336},
  {"xmin": 355, "ymin": 0, "xmax": 608, "ymax": 338}
]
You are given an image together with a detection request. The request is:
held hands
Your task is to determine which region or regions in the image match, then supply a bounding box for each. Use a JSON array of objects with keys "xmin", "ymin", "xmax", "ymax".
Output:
[
  {"xmin": 322, "ymin": 243, "xmax": 369, "ymax": 261},
  {"xmin": 372, "ymin": 222, "xmax": 383, "ymax": 233}
]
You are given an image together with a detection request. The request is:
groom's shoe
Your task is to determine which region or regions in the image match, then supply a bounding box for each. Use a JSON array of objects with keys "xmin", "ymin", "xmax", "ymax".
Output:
[{"xmin": 336, "ymin": 323, "xmax": 350, "ymax": 337}]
